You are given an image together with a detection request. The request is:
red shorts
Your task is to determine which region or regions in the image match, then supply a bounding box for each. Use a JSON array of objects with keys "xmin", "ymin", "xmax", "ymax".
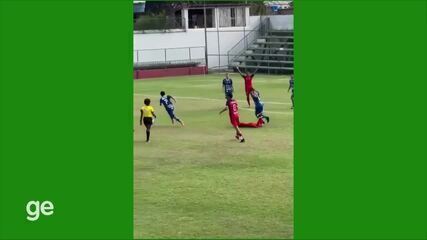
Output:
[
  {"xmin": 245, "ymin": 86, "xmax": 252, "ymax": 95},
  {"xmin": 230, "ymin": 116, "xmax": 240, "ymax": 127}
]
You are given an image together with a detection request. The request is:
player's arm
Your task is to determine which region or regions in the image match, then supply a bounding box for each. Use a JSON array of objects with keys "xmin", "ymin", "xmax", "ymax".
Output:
[
  {"xmin": 152, "ymin": 110, "xmax": 157, "ymax": 119},
  {"xmin": 160, "ymin": 99, "xmax": 162, "ymax": 106},
  {"xmin": 236, "ymin": 67, "xmax": 244, "ymax": 77},
  {"xmin": 140, "ymin": 110, "xmax": 143, "ymax": 125},
  {"xmin": 170, "ymin": 96, "xmax": 177, "ymax": 103},
  {"xmin": 219, "ymin": 106, "xmax": 228, "ymax": 115},
  {"xmin": 252, "ymin": 67, "xmax": 259, "ymax": 76}
]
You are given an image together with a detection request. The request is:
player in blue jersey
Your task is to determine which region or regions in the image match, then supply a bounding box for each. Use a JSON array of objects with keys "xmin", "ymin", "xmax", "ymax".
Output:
[
  {"xmin": 288, "ymin": 75, "xmax": 294, "ymax": 109},
  {"xmin": 160, "ymin": 91, "xmax": 184, "ymax": 126},
  {"xmin": 249, "ymin": 88, "xmax": 270, "ymax": 123},
  {"xmin": 222, "ymin": 73, "xmax": 234, "ymax": 97}
]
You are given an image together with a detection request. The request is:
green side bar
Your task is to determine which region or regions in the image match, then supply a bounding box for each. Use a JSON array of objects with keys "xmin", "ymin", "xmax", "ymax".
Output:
[
  {"xmin": 0, "ymin": 1, "xmax": 133, "ymax": 238},
  {"xmin": 295, "ymin": 0, "xmax": 426, "ymax": 239}
]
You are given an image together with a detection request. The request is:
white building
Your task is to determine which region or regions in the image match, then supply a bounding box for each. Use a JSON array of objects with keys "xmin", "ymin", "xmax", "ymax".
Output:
[{"xmin": 134, "ymin": 3, "xmax": 293, "ymax": 70}]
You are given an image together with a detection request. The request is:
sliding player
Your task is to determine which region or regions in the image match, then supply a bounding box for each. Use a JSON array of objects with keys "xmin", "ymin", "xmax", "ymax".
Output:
[
  {"xmin": 160, "ymin": 91, "xmax": 184, "ymax": 126},
  {"xmin": 140, "ymin": 98, "xmax": 157, "ymax": 143},
  {"xmin": 249, "ymin": 88, "xmax": 270, "ymax": 123},
  {"xmin": 288, "ymin": 75, "xmax": 294, "ymax": 109},
  {"xmin": 236, "ymin": 66, "xmax": 259, "ymax": 107},
  {"xmin": 219, "ymin": 94, "xmax": 265, "ymax": 142},
  {"xmin": 222, "ymin": 73, "xmax": 234, "ymax": 97}
]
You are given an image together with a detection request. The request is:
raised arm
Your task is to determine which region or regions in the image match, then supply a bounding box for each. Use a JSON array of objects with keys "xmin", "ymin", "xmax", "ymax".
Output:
[
  {"xmin": 236, "ymin": 67, "xmax": 244, "ymax": 77},
  {"xmin": 252, "ymin": 67, "xmax": 260, "ymax": 76}
]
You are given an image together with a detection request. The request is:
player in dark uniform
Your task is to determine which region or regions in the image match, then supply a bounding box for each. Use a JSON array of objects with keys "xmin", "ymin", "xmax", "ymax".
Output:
[
  {"xmin": 249, "ymin": 88, "xmax": 270, "ymax": 123},
  {"xmin": 160, "ymin": 91, "xmax": 184, "ymax": 126},
  {"xmin": 236, "ymin": 66, "xmax": 259, "ymax": 107},
  {"xmin": 288, "ymin": 75, "xmax": 294, "ymax": 109},
  {"xmin": 222, "ymin": 73, "xmax": 234, "ymax": 97}
]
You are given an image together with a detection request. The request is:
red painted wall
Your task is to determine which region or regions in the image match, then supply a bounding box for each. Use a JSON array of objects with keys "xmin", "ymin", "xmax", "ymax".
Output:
[{"xmin": 134, "ymin": 66, "xmax": 207, "ymax": 79}]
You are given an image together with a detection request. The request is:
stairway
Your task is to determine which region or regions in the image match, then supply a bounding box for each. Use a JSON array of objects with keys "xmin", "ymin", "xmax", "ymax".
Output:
[{"xmin": 230, "ymin": 30, "xmax": 294, "ymax": 74}]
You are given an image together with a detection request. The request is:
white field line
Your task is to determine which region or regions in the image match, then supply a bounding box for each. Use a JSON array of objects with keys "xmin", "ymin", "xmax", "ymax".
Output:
[
  {"xmin": 134, "ymin": 94, "xmax": 292, "ymax": 115},
  {"xmin": 135, "ymin": 93, "xmax": 290, "ymax": 105}
]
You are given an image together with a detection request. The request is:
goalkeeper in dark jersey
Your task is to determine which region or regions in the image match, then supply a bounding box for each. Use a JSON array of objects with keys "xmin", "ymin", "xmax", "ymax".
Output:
[{"xmin": 222, "ymin": 73, "xmax": 234, "ymax": 97}]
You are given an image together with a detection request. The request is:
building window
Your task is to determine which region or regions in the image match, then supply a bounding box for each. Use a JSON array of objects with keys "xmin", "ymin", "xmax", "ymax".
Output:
[
  {"xmin": 219, "ymin": 7, "xmax": 245, "ymax": 27},
  {"xmin": 188, "ymin": 9, "xmax": 215, "ymax": 28}
]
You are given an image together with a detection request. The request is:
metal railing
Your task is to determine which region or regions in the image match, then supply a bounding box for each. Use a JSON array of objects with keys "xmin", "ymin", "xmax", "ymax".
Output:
[
  {"xmin": 227, "ymin": 17, "xmax": 270, "ymax": 66},
  {"xmin": 134, "ymin": 16, "xmax": 185, "ymax": 32},
  {"xmin": 133, "ymin": 46, "xmax": 206, "ymax": 68}
]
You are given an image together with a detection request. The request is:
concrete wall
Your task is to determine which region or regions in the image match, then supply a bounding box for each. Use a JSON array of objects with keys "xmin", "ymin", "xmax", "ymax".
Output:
[{"xmin": 269, "ymin": 15, "xmax": 293, "ymax": 30}]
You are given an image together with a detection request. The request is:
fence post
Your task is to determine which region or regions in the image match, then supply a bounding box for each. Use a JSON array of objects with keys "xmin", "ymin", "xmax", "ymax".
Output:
[
  {"xmin": 136, "ymin": 51, "xmax": 139, "ymax": 62},
  {"xmin": 164, "ymin": 48, "xmax": 168, "ymax": 68},
  {"xmin": 227, "ymin": 52, "xmax": 230, "ymax": 67},
  {"xmin": 189, "ymin": 47, "xmax": 192, "ymax": 61},
  {"xmin": 244, "ymin": 27, "xmax": 246, "ymax": 50}
]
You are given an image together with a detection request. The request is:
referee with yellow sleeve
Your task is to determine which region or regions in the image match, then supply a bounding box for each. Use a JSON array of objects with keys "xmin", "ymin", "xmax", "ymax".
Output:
[{"xmin": 140, "ymin": 98, "xmax": 157, "ymax": 143}]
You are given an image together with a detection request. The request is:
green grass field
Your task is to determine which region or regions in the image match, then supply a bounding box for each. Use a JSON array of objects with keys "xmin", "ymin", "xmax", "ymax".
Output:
[{"xmin": 134, "ymin": 73, "xmax": 293, "ymax": 239}]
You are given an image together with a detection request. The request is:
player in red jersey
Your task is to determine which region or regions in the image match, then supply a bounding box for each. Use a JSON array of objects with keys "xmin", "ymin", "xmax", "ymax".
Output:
[
  {"xmin": 219, "ymin": 94, "xmax": 265, "ymax": 142},
  {"xmin": 236, "ymin": 66, "xmax": 259, "ymax": 107}
]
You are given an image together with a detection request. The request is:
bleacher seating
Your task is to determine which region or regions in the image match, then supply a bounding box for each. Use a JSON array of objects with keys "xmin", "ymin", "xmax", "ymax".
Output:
[{"xmin": 230, "ymin": 29, "xmax": 294, "ymax": 73}]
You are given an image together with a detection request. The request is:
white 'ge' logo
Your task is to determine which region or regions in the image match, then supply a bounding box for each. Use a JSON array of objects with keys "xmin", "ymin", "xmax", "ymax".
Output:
[{"xmin": 26, "ymin": 200, "xmax": 54, "ymax": 221}]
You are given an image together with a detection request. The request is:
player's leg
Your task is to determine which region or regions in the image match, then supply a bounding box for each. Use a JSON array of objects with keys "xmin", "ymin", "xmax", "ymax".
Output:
[
  {"xmin": 262, "ymin": 114, "xmax": 270, "ymax": 123},
  {"xmin": 255, "ymin": 117, "xmax": 265, "ymax": 127},
  {"xmin": 291, "ymin": 93, "xmax": 294, "ymax": 109},
  {"xmin": 256, "ymin": 104, "xmax": 269, "ymax": 123},
  {"xmin": 255, "ymin": 104, "xmax": 263, "ymax": 118},
  {"xmin": 146, "ymin": 125, "xmax": 151, "ymax": 142},
  {"xmin": 170, "ymin": 110, "xmax": 184, "ymax": 126},
  {"xmin": 174, "ymin": 115, "xmax": 184, "ymax": 126},
  {"xmin": 238, "ymin": 121, "xmax": 260, "ymax": 128},
  {"xmin": 232, "ymin": 117, "xmax": 245, "ymax": 142},
  {"xmin": 233, "ymin": 126, "xmax": 245, "ymax": 142},
  {"xmin": 245, "ymin": 90, "xmax": 251, "ymax": 107},
  {"xmin": 143, "ymin": 117, "xmax": 152, "ymax": 142},
  {"xmin": 167, "ymin": 110, "xmax": 175, "ymax": 124}
]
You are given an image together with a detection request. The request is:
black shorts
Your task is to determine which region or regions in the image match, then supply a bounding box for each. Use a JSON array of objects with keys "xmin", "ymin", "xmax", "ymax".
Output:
[{"xmin": 143, "ymin": 117, "xmax": 153, "ymax": 127}]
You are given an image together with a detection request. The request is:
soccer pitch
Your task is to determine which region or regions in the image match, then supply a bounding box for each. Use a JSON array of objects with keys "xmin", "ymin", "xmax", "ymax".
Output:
[{"xmin": 134, "ymin": 73, "xmax": 293, "ymax": 239}]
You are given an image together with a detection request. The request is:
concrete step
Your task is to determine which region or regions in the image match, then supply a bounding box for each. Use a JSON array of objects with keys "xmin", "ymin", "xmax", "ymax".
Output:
[
  {"xmin": 257, "ymin": 39, "xmax": 294, "ymax": 44},
  {"xmin": 268, "ymin": 30, "xmax": 294, "ymax": 36},
  {"xmin": 243, "ymin": 53, "xmax": 294, "ymax": 57},
  {"xmin": 249, "ymin": 47, "xmax": 294, "ymax": 51},
  {"xmin": 264, "ymin": 35, "xmax": 294, "ymax": 39},
  {"xmin": 235, "ymin": 65, "xmax": 294, "ymax": 70},
  {"xmin": 258, "ymin": 42, "xmax": 294, "ymax": 45},
  {"xmin": 241, "ymin": 59, "xmax": 294, "ymax": 64}
]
